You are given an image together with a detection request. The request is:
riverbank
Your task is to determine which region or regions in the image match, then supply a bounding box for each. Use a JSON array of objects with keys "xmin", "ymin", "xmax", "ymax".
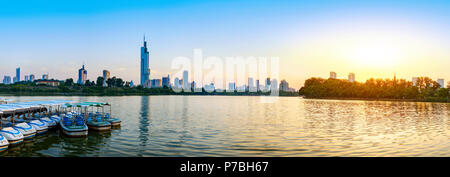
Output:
[
  {"xmin": 302, "ymin": 96, "xmax": 450, "ymax": 103},
  {"xmin": 0, "ymin": 85, "xmax": 299, "ymax": 97}
]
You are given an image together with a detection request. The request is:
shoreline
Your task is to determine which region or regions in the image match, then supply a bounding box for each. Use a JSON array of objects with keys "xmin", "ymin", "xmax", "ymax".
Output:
[
  {"xmin": 0, "ymin": 92, "xmax": 300, "ymax": 97},
  {"xmin": 302, "ymin": 97, "xmax": 450, "ymax": 103}
]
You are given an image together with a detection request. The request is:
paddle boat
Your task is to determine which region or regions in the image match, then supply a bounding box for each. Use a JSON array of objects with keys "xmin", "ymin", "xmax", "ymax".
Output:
[
  {"xmin": 72, "ymin": 102, "xmax": 111, "ymax": 131},
  {"xmin": 83, "ymin": 102, "xmax": 121, "ymax": 127},
  {"xmin": 0, "ymin": 111, "xmax": 9, "ymax": 151},
  {"xmin": 0, "ymin": 105, "xmax": 37, "ymax": 139},
  {"xmin": 102, "ymin": 103, "xmax": 121, "ymax": 127},
  {"xmin": 0, "ymin": 107, "xmax": 24, "ymax": 145},
  {"xmin": 37, "ymin": 101, "xmax": 64, "ymax": 127},
  {"xmin": 0, "ymin": 127, "xmax": 23, "ymax": 145},
  {"xmin": 60, "ymin": 104, "xmax": 88, "ymax": 137},
  {"xmin": 14, "ymin": 119, "xmax": 36, "ymax": 139},
  {"xmin": 3, "ymin": 103, "xmax": 49, "ymax": 135},
  {"xmin": 18, "ymin": 100, "xmax": 71, "ymax": 130},
  {"xmin": 86, "ymin": 112, "xmax": 111, "ymax": 131}
]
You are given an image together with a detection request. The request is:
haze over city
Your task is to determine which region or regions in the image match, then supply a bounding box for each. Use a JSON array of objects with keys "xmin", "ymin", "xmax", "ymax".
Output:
[{"xmin": 0, "ymin": 0, "xmax": 449, "ymax": 89}]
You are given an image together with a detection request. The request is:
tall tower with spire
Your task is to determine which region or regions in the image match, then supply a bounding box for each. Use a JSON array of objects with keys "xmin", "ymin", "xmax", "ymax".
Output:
[{"xmin": 140, "ymin": 35, "xmax": 150, "ymax": 87}]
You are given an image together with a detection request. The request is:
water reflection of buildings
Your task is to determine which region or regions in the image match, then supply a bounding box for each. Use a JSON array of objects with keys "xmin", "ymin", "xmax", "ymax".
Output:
[{"xmin": 138, "ymin": 96, "xmax": 150, "ymax": 156}]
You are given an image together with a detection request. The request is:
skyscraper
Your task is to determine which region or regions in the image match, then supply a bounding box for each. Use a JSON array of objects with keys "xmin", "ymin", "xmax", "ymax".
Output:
[
  {"xmin": 151, "ymin": 79, "xmax": 161, "ymax": 88},
  {"xmin": 25, "ymin": 75, "xmax": 29, "ymax": 82},
  {"xmin": 140, "ymin": 36, "xmax": 150, "ymax": 88},
  {"xmin": 271, "ymin": 79, "xmax": 278, "ymax": 91},
  {"xmin": 29, "ymin": 74, "xmax": 35, "ymax": 82},
  {"xmin": 256, "ymin": 80, "xmax": 260, "ymax": 92},
  {"xmin": 280, "ymin": 79, "xmax": 289, "ymax": 91},
  {"xmin": 78, "ymin": 64, "xmax": 87, "ymax": 85},
  {"xmin": 412, "ymin": 77, "xmax": 418, "ymax": 86},
  {"xmin": 330, "ymin": 71, "xmax": 337, "ymax": 79},
  {"xmin": 183, "ymin": 70, "xmax": 189, "ymax": 90},
  {"xmin": 228, "ymin": 82, "xmax": 236, "ymax": 91},
  {"xmin": 162, "ymin": 75, "xmax": 170, "ymax": 88},
  {"xmin": 248, "ymin": 77, "xmax": 254, "ymax": 91},
  {"xmin": 3, "ymin": 76, "xmax": 11, "ymax": 84},
  {"xmin": 15, "ymin": 67, "xmax": 20, "ymax": 83},
  {"xmin": 129, "ymin": 80, "xmax": 134, "ymax": 87},
  {"xmin": 348, "ymin": 73, "xmax": 355, "ymax": 83},
  {"xmin": 174, "ymin": 77, "xmax": 180, "ymax": 88},
  {"xmin": 437, "ymin": 79, "xmax": 445, "ymax": 88},
  {"xmin": 103, "ymin": 70, "xmax": 110, "ymax": 87},
  {"xmin": 42, "ymin": 74, "xmax": 49, "ymax": 80},
  {"xmin": 265, "ymin": 77, "xmax": 271, "ymax": 91}
]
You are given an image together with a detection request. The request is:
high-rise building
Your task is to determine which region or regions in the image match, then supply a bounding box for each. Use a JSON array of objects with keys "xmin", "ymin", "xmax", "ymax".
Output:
[
  {"xmin": 15, "ymin": 67, "xmax": 20, "ymax": 83},
  {"xmin": 264, "ymin": 77, "xmax": 271, "ymax": 91},
  {"xmin": 103, "ymin": 70, "xmax": 110, "ymax": 87},
  {"xmin": 78, "ymin": 65, "xmax": 87, "ymax": 85},
  {"xmin": 248, "ymin": 77, "xmax": 254, "ymax": 91},
  {"xmin": 204, "ymin": 83, "xmax": 215, "ymax": 92},
  {"xmin": 348, "ymin": 73, "xmax": 355, "ymax": 83},
  {"xmin": 25, "ymin": 75, "xmax": 29, "ymax": 82},
  {"xmin": 140, "ymin": 36, "xmax": 150, "ymax": 88},
  {"xmin": 129, "ymin": 80, "xmax": 134, "ymax": 87},
  {"xmin": 174, "ymin": 77, "xmax": 180, "ymax": 88},
  {"xmin": 330, "ymin": 71, "xmax": 337, "ymax": 79},
  {"xmin": 271, "ymin": 79, "xmax": 278, "ymax": 91},
  {"xmin": 42, "ymin": 74, "xmax": 49, "ymax": 80},
  {"xmin": 191, "ymin": 81, "xmax": 196, "ymax": 89},
  {"xmin": 412, "ymin": 77, "xmax": 418, "ymax": 86},
  {"xmin": 437, "ymin": 79, "xmax": 445, "ymax": 88},
  {"xmin": 228, "ymin": 82, "xmax": 236, "ymax": 91},
  {"xmin": 255, "ymin": 80, "xmax": 260, "ymax": 92},
  {"xmin": 151, "ymin": 79, "xmax": 161, "ymax": 88},
  {"xmin": 280, "ymin": 79, "xmax": 289, "ymax": 91},
  {"xmin": 162, "ymin": 75, "xmax": 170, "ymax": 88},
  {"xmin": 3, "ymin": 76, "xmax": 11, "ymax": 84},
  {"xmin": 29, "ymin": 74, "xmax": 35, "ymax": 82},
  {"xmin": 183, "ymin": 70, "xmax": 189, "ymax": 90}
]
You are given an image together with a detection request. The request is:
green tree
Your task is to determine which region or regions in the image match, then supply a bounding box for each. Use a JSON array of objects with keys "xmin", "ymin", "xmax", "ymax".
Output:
[
  {"xmin": 96, "ymin": 77, "xmax": 104, "ymax": 87},
  {"xmin": 65, "ymin": 78, "xmax": 74, "ymax": 86}
]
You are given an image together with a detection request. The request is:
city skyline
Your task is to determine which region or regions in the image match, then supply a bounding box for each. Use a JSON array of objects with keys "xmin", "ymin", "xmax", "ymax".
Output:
[{"xmin": 0, "ymin": 0, "xmax": 449, "ymax": 89}]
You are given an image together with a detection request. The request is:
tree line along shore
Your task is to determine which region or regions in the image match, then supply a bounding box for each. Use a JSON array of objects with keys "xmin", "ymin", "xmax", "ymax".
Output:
[
  {"xmin": 2, "ymin": 76, "xmax": 449, "ymax": 103},
  {"xmin": 298, "ymin": 77, "xmax": 450, "ymax": 103}
]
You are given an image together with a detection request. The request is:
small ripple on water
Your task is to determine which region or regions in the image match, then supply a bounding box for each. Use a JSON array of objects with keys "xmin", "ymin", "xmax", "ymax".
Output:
[{"xmin": 2, "ymin": 96, "xmax": 449, "ymax": 157}]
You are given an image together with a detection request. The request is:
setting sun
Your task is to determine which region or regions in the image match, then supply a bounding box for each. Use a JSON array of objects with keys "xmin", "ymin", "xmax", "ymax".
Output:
[{"xmin": 348, "ymin": 44, "xmax": 403, "ymax": 69}]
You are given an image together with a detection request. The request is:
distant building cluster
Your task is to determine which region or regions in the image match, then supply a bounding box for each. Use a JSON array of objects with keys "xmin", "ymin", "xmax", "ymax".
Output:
[
  {"xmin": 329, "ymin": 71, "xmax": 446, "ymax": 88},
  {"xmin": 2, "ymin": 67, "xmax": 56, "ymax": 85},
  {"xmin": 169, "ymin": 70, "xmax": 295, "ymax": 92},
  {"xmin": 329, "ymin": 71, "xmax": 355, "ymax": 83}
]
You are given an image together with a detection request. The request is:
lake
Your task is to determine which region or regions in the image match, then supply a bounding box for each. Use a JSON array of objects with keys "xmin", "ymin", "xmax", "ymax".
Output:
[{"xmin": 1, "ymin": 96, "xmax": 449, "ymax": 157}]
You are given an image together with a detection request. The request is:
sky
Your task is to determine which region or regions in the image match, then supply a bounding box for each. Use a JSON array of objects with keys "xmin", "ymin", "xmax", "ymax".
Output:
[{"xmin": 0, "ymin": 0, "xmax": 449, "ymax": 89}]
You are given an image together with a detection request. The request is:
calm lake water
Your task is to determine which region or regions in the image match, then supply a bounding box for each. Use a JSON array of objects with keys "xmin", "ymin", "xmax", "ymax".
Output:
[{"xmin": 1, "ymin": 96, "xmax": 449, "ymax": 157}]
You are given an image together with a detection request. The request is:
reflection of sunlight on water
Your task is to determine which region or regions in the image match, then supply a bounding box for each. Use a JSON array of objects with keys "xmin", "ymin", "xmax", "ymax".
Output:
[{"xmin": 1, "ymin": 96, "xmax": 449, "ymax": 157}]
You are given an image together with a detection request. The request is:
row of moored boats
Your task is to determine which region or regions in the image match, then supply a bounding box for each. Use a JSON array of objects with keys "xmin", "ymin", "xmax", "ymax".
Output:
[{"xmin": 0, "ymin": 100, "xmax": 121, "ymax": 152}]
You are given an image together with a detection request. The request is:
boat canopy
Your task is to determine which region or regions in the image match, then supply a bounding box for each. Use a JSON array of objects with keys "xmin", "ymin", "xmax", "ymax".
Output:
[
  {"xmin": 0, "ymin": 100, "xmax": 72, "ymax": 116},
  {"xmin": 63, "ymin": 102, "xmax": 110, "ymax": 108}
]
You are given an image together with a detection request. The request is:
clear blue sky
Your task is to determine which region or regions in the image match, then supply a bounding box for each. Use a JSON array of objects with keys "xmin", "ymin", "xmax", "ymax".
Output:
[{"xmin": 0, "ymin": 0, "xmax": 449, "ymax": 88}]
